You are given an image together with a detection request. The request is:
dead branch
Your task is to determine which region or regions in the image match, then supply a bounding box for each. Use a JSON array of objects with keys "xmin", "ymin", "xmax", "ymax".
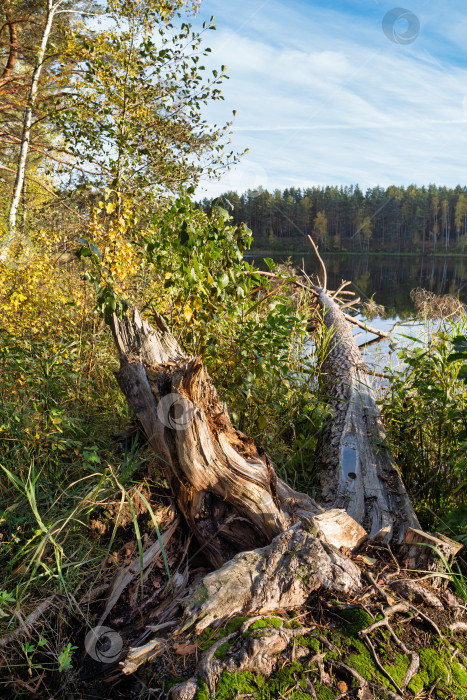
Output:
[{"xmin": 0, "ymin": 596, "xmax": 56, "ymax": 648}]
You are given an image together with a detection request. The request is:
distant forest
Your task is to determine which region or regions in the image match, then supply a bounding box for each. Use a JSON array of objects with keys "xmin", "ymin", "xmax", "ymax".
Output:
[{"xmin": 199, "ymin": 185, "xmax": 467, "ymax": 254}]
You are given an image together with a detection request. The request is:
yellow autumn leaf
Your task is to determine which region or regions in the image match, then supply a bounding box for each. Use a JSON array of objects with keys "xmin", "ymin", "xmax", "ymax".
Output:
[{"xmin": 183, "ymin": 305, "xmax": 193, "ymax": 322}]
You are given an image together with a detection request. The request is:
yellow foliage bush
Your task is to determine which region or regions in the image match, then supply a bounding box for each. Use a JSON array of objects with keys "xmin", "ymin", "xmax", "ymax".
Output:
[{"xmin": 0, "ymin": 228, "xmax": 87, "ymax": 338}]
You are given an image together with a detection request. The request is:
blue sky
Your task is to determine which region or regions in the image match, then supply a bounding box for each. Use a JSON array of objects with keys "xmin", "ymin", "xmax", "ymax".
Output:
[{"xmin": 194, "ymin": 0, "xmax": 467, "ymax": 198}]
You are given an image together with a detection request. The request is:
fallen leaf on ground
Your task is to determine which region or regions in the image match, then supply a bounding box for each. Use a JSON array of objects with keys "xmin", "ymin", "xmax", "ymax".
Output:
[
  {"xmin": 173, "ymin": 642, "xmax": 198, "ymax": 656},
  {"xmin": 360, "ymin": 555, "xmax": 376, "ymax": 565}
]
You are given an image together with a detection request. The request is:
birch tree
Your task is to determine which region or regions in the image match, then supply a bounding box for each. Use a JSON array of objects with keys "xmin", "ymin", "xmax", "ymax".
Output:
[{"xmin": 6, "ymin": 0, "xmax": 65, "ymax": 239}]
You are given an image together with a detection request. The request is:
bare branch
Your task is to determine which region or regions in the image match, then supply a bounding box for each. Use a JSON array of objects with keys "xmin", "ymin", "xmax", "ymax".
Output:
[{"xmin": 307, "ymin": 235, "xmax": 327, "ymax": 291}]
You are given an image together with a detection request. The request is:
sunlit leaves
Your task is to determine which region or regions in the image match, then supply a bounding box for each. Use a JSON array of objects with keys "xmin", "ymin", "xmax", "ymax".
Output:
[{"xmin": 54, "ymin": 1, "xmax": 239, "ymax": 199}]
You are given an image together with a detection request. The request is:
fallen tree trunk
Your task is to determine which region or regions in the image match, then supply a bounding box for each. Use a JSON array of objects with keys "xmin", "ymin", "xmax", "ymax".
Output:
[{"xmin": 314, "ymin": 290, "xmax": 420, "ymax": 543}]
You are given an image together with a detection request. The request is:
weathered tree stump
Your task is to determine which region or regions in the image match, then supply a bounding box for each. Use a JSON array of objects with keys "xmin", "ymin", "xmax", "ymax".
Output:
[
  {"xmin": 108, "ymin": 295, "xmax": 465, "ymax": 699},
  {"xmin": 111, "ymin": 308, "xmax": 323, "ymax": 568}
]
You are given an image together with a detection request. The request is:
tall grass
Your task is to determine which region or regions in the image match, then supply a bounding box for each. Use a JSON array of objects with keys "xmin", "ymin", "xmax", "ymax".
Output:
[{"xmin": 381, "ymin": 313, "xmax": 467, "ymax": 546}]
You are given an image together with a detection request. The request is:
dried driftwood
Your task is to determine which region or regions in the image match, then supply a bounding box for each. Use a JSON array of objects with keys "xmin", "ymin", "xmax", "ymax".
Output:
[{"xmin": 120, "ymin": 638, "xmax": 166, "ymax": 674}]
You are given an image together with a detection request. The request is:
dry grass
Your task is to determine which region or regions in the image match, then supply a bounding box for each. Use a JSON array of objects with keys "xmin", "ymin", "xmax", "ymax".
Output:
[{"xmin": 410, "ymin": 288, "xmax": 464, "ymax": 319}]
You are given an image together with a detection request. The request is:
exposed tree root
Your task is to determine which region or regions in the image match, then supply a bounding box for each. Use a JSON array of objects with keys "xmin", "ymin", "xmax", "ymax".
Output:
[
  {"xmin": 179, "ymin": 524, "xmax": 361, "ymax": 634},
  {"xmin": 387, "ymin": 579, "xmax": 444, "ymax": 608}
]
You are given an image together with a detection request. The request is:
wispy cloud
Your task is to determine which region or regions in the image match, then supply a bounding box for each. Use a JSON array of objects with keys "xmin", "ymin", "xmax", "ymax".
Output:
[{"xmin": 195, "ymin": 0, "xmax": 467, "ymax": 197}]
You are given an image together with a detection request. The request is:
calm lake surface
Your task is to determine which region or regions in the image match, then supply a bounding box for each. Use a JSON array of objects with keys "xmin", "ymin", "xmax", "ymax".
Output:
[{"xmin": 247, "ymin": 252, "xmax": 467, "ymax": 373}]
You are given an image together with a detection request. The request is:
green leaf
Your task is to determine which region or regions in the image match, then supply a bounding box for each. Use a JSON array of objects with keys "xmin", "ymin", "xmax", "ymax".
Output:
[{"xmin": 218, "ymin": 272, "xmax": 229, "ymax": 289}]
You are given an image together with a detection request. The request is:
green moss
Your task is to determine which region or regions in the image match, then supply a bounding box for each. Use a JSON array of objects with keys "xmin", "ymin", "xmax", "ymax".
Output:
[
  {"xmin": 195, "ymin": 679, "xmax": 211, "ymax": 700},
  {"xmin": 408, "ymin": 669, "xmax": 429, "ymax": 695},
  {"xmin": 339, "ymin": 608, "xmax": 374, "ymax": 636},
  {"xmin": 296, "ymin": 635, "xmax": 321, "ymax": 653},
  {"xmin": 451, "ymin": 659, "xmax": 467, "ymax": 690},
  {"xmin": 383, "ymin": 653, "xmax": 410, "ymax": 688},
  {"xmin": 214, "ymin": 642, "xmax": 231, "ymax": 660},
  {"xmin": 265, "ymin": 661, "xmax": 306, "ymax": 695},
  {"xmin": 199, "ymin": 618, "xmax": 467, "ymax": 699},
  {"xmin": 198, "ymin": 625, "xmax": 227, "ymax": 651},
  {"xmin": 419, "ymin": 648, "xmax": 449, "ymax": 685},
  {"xmin": 346, "ymin": 649, "xmax": 388, "ymax": 687},
  {"xmin": 401, "ymin": 646, "xmax": 467, "ymax": 696},
  {"xmin": 249, "ymin": 617, "xmax": 283, "ymax": 631},
  {"xmin": 226, "ymin": 616, "xmax": 249, "ymax": 634},
  {"xmin": 194, "ymin": 584, "xmax": 208, "ymax": 603},
  {"xmin": 212, "ymin": 670, "xmax": 258, "ymax": 699},
  {"xmin": 285, "ymin": 619, "xmax": 304, "ymax": 629},
  {"xmin": 348, "ymin": 637, "xmax": 368, "ymax": 656}
]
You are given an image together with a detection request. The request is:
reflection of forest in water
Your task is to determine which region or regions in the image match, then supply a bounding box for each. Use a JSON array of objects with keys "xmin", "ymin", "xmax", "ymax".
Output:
[{"xmin": 262, "ymin": 254, "xmax": 467, "ymax": 318}]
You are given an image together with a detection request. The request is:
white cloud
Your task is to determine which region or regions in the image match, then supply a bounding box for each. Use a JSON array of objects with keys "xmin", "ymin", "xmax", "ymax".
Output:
[{"xmin": 195, "ymin": 0, "xmax": 467, "ymax": 197}]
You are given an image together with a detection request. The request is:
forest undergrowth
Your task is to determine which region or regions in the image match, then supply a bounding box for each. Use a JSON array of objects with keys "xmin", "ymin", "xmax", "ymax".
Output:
[{"xmin": 0, "ymin": 209, "xmax": 466, "ymax": 696}]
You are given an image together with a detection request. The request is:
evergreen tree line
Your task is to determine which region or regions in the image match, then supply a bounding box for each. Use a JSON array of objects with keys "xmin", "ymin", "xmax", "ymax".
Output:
[{"xmin": 200, "ymin": 184, "xmax": 467, "ymax": 253}]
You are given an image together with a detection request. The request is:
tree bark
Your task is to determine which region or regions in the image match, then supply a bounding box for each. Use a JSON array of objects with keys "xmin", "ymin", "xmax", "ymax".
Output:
[
  {"xmin": 0, "ymin": 1, "xmax": 18, "ymax": 91},
  {"xmin": 314, "ymin": 291, "xmax": 420, "ymax": 542},
  {"xmin": 111, "ymin": 308, "xmax": 323, "ymax": 568},
  {"xmin": 6, "ymin": 0, "xmax": 62, "ymax": 238}
]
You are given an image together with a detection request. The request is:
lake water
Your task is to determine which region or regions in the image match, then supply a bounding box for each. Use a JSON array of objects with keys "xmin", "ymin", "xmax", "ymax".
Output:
[{"xmin": 246, "ymin": 252, "xmax": 467, "ymax": 374}]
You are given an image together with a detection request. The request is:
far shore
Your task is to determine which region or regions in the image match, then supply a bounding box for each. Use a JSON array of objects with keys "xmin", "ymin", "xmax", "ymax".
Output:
[{"xmin": 246, "ymin": 249, "xmax": 467, "ymax": 258}]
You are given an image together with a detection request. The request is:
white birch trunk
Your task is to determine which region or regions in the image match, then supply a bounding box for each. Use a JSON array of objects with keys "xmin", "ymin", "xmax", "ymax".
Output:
[{"xmin": 6, "ymin": 0, "xmax": 62, "ymax": 237}]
